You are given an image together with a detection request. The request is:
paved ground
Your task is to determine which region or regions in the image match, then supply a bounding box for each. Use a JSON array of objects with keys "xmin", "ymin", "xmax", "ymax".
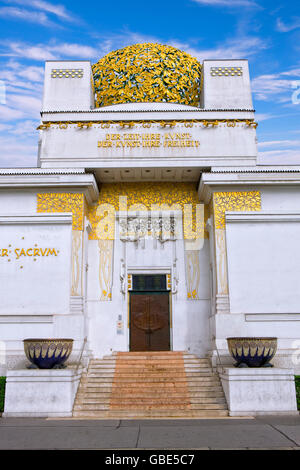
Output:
[{"xmin": 0, "ymin": 416, "xmax": 300, "ymax": 449}]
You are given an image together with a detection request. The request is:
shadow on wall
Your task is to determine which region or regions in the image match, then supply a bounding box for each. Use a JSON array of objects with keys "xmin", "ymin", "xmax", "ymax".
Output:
[
  {"xmin": 0, "ymin": 377, "xmax": 6, "ymax": 413},
  {"xmin": 295, "ymin": 376, "xmax": 300, "ymax": 410}
]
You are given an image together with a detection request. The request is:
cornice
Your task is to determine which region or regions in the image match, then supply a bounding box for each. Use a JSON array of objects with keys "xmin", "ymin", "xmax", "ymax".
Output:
[
  {"xmin": 198, "ymin": 170, "xmax": 300, "ymax": 203},
  {"xmin": 0, "ymin": 172, "xmax": 99, "ymax": 205},
  {"xmin": 0, "ymin": 213, "xmax": 73, "ymax": 225},
  {"xmin": 225, "ymin": 210, "xmax": 300, "ymax": 223},
  {"xmin": 41, "ymin": 108, "xmax": 255, "ymax": 114},
  {"xmin": 0, "ymin": 168, "xmax": 86, "ymax": 175}
]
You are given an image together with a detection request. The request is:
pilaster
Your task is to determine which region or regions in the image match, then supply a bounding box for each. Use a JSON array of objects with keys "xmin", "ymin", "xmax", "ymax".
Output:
[{"xmin": 210, "ymin": 191, "xmax": 261, "ymax": 315}]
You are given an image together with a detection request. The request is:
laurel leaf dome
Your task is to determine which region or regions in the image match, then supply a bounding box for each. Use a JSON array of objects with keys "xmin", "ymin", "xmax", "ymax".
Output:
[{"xmin": 92, "ymin": 43, "xmax": 202, "ymax": 108}]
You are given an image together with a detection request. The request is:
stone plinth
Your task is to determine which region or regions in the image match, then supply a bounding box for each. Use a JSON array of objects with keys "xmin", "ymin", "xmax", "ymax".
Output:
[
  {"xmin": 3, "ymin": 367, "xmax": 82, "ymax": 417},
  {"xmin": 220, "ymin": 367, "xmax": 298, "ymax": 416}
]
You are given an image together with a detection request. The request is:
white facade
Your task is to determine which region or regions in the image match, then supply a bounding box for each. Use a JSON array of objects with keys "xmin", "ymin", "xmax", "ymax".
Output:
[{"xmin": 0, "ymin": 53, "xmax": 300, "ymax": 377}]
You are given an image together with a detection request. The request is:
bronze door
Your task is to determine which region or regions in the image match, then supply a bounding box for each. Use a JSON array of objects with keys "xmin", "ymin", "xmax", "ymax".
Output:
[{"xmin": 130, "ymin": 292, "xmax": 170, "ymax": 351}]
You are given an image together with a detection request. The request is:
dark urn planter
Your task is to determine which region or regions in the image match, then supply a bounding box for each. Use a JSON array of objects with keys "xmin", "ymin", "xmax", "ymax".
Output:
[
  {"xmin": 227, "ymin": 337, "xmax": 277, "ymax": 368},
  {"xmin": 24, "ymin": 339, "xmax": 73, "ymax": 369}
]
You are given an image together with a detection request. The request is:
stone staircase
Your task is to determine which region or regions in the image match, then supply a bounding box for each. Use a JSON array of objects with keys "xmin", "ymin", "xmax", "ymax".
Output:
[{"xmin": 73, "ymin": 351, "xmax": 228, "ymax": 418}]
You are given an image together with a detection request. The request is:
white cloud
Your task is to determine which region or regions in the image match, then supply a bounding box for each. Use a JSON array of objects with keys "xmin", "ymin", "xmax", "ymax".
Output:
[
  {"xmin": 258, "ymin": 148, "xmax": 300, "ymax": 164},
  {"xmin": 251, "ymin": 69, "xmax": 300, "ymax": 102},
  {"xmin": 29, "ymin": 0, "xmax": 73, "ymax": 21},
  {"xmin": 1, "ymin": 41, "xmax": 98, "ymax": 61},
  {"xmin": 3, "ymin": 0, "xmax": 77, "ymax": 24},
  {"xmin": 2, "ymin": 42, "xmax": 57, "ymax": 61},
  {"xmin": 9, "ymin": 94, "xmax": 41, "ymax": 117},
  {"xmin": 0, "ymin": 60, "xmax": 43, "ymax": 128},
  {"xmin": 91, "ymin": 28, "xmax": 269, "ymax": 62},
  {"xmin": 192, "ymin": 0, "xmax": 259, "ymax": 7},
  {"xmin": 0, "ymin": 134, "xmax": 38, "ymax": 167},
  {"xmin": 20, "ymin": 66, "xmax": 44, "ymax": 83},
  {"xmin": 89, "ymin": 30, "xmax": 162, "ymax": 60},
  {"xmin": 257, "ymin": 138, "xmax": 300, "ymax": 164},
  {"xmin": 170, "ymin": 36, "xmax": 268, "ymax": 60},
  {"xmin": 0, "ymin": 60, "xmax": 44, "ymax": 84},
  {"xmin": 276, "ymin": 17, "xmax": 300, "ymax": 33},
  {"xmin": 10, "ymin": 120, "xmax": 38, "ymax": 136},
  {"xmin": 281, "ymin": 68, "xmax": 300, "ymax": 77},
  {"xmin": 0, "ymin": 123, "xmax": 13, "ymax": 132},
  {"xmin": 258, "ymin": 140, "xmax": 300, "ymax": 148},
  {"xmin": 0, "ymin": 6, "xmax": 55, "ymax": 27},
  {"xmin": 55, "ymin": 43, "xmax": 98, "ymax": 58},
  {"xmin": 0, "ymin": 119, "xmax": 40, "ymax": 166},
  {"xmin": 0, "ymin": 105, "xmax": 26, "ymax": 121},
  {"xmin": 255, "ymin": 113, "xmax": 274, "ymax": 121}
]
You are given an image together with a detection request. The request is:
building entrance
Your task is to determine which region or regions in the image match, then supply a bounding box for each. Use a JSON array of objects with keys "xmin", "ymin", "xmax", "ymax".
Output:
[{"xmin": 129, "ymin": 275, "xmax": 170, "ymax": 351}]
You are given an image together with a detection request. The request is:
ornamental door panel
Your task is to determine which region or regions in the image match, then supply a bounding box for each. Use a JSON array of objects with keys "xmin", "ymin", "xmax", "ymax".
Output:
[{"xmin": 130, "ymin": 292, "xmax": 170, "ymax": 351}]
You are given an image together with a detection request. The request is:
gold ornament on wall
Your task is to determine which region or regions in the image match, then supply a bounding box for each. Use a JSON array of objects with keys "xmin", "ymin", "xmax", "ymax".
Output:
[
  {"xmin": 88, "ymin": 182, "xmax": 209, "ymax": 240},
  {"xmin": 213, "ymin": 191, "xmax": 261, "ymax": 229},
  {"xmin": 92, "ymin": 43, "xmax": 203, "ymax": 108},
  {"xmin": 36, "ymin": 119, "xmax": 258, "ymax": 131},
  {"xmin": 186, "ymin": 250, "xmax": 201, "ymax": 300},
  {"xmin": 210, "ymin": 66, "xmax": 243, "ymax": 77},
  {"xmin": 71, "ymin": 231, "xmax": 82, "ymax": 296},
  {"xmin": 37, "ymin": 193, "xmax": 86, "ymax": 231},
  {"xmin": 98, "ymin": 239, "xmax": 113, "ymax": 301}
]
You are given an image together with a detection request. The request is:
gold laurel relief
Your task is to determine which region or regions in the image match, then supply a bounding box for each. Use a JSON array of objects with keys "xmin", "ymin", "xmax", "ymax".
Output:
[
  {"xmin": 215, "ymin": 229, "xmax": 228, "ymax": 295},
  {"xmin": 37, "ymin": 193, "xmax": 86, "ymax": 231},
  {"xmin": 185, "ymin": 250, "xmax": 201, "ymax": 300},
  {"xmin": 213, "ymin": 191, "xmax": 261, "ymax": 229},
  {"xmin": 71, "ymin": 231, "xmax": 82, "ymax": 296},
  {"xmin": 36, "ymin": 119, "xmax": 258, "ymax": 131},
  {"xmin": 92, "ymin": 43, "xmax": 203, "ymax": 108},
  {"xmin": 88, "ymin": 182, "xmax": 209, "ymax": 241},
  {"xmin": 98, "ymin": 240, "xmax": 113, "ymax": 301}
]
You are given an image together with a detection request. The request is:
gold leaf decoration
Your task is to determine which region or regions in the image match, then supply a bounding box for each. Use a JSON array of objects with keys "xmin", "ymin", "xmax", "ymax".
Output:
[
  {"xmin": 92, "ymin": 43, "xmax": 202, "ymax": 108},
  {"xmin": 88, "ymin": 182, "xmax": 209, "ymax": 240},
  {"xmin": 37, "ymin": 193, "xmax": 85, "ymax": 231},
  {"xmin": 213, "ymin": 191, "xmax": 261, "ymax": 229}
]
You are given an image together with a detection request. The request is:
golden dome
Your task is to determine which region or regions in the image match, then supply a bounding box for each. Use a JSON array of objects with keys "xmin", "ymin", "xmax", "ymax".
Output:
[{"xmin": 92, "ymin": 43, "xmax": 202, "ymax": 108}]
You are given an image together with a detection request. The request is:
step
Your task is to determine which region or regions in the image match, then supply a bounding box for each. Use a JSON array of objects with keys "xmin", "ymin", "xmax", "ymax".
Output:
[
  {"xmin": 97, "ymin": 365, "xmax": 213, "ymax": 372},
  {"xmin": 80, "ymin": 383, "xmax": 194, "ymax": 390},
  {"xmin": 80, "ymin": 383, "xmax": 222, "ymax": 392},
  {"xmin": 82, "ymin": 375, "xmax": 219, "ymax": 382},
  {"xmin": 96, "ymin": 354, "xmax": 208, "ymax": 359},
  {"xmin": 112, "ymin": 362, "xmax": 186, "ymax": 368},
  {"xmin": 73, "ymin": 404, "xmax": 110, "ymax": 411},
  {"xmin": 74, "ymin": 399, "xmax": 227, "ymax": 410},
  {"xmin": 75, "ymin": 395, "xmax": 226, "ymax": 404},
  {"xmin": 73, "ymin": 410, "xmax": 229, "ymax": 418},
  {"xmin": 101, "ymin": 351, "xmax": 205, "ymax": 357},
  {"xmin": 117, "ymin": 351, "xmax": 185, "ymax": 356},
  {"xmin": 74, "ymin": 404, "xmax": 191, "ymax": 411},
  {"xmin": 84, "ymin": 373, "xmax": 216, "ymax": 380},
  {"xmin": 190, "ymin": 397, "xmax": 226, "ymax": 404},
  {"xmin": 86, "ymin": 364, "xmax": 116, "ymax": 370},
  {"xmin": 109, "ymin": 397, "xmax": 226, "ymax": 405},
  {"xmin": 76, "ymin": 389, "xmax": 225, "ymax": 398},
  {"xmin": 77, "ymin": 384, "xmax": 113, "ymax": 390},
  {"xmin": 73, "ymin": 352, "xmax": 228, "ymax": 418},
  {"xmin": 92, "ymin": 359, "xmax": 211, "ymax": 366},
  {"xmin": 110, "ymin": 399, "xmax": 191, "ymax": 406},
  {"xmin": 89, "ymin": 361, "xmax": 210, "ymax": 367}
]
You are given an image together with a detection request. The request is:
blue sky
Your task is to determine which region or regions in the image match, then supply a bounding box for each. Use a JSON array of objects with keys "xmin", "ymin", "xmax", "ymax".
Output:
[{"xmin": 0, "ymin": 0, "xmax": 299, "ymax": 167}]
